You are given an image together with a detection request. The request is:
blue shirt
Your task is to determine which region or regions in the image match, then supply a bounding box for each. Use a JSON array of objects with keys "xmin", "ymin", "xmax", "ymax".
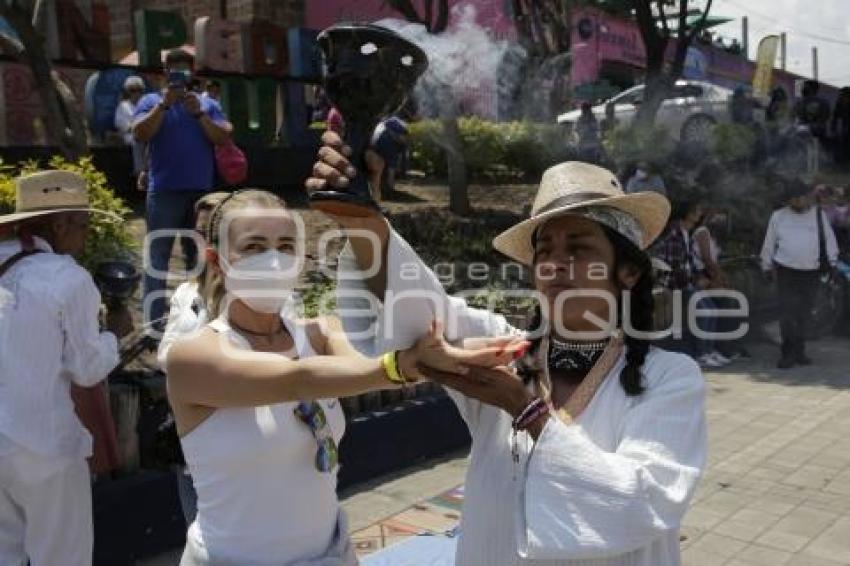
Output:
[{"xmin": 134, "ymin": 93, "xmax": 227, "ymax": 192}]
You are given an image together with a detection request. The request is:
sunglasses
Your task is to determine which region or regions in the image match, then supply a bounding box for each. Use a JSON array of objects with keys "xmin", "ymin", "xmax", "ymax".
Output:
[{"xmin": 293, "ymin": 401, "xmax": 339, "ymax": 473}]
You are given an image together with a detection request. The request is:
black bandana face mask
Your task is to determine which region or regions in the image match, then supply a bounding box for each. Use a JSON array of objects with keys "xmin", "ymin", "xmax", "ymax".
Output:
[{"xmin": 547, "ymin": 337, "xmax": 609, "ymax": 374}]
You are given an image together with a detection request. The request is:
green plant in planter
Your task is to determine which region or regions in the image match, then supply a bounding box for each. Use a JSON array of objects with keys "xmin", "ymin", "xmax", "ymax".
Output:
[
  {"xmin": 603, "ymin": 124, "xmax": 673, "ymax": 168},
  {"xmin": 299, "ymin": 272, "xmax": 337, "ymax": 318},
  {"xmin": 711, "ymin": 123, "xmax": 758, "ymax": 164},
  {"xmin": 0, "ymin": 156, "xmax": 135, "ymax": 273},
  {"xmin": 408, "ymin": 119, "xmax": 573, "ymax": 179}
]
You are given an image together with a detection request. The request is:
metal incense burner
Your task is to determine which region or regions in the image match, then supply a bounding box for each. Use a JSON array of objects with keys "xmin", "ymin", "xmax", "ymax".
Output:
[{"xmin": 309, "ymin": 23, "xmax": 428, "ymax": 217}]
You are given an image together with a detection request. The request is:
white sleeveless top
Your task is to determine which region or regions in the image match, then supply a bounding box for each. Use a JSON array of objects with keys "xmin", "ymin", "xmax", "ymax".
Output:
[{"xmin": 180, "ymin": 315, "xmax": 348, "ymax": 565}]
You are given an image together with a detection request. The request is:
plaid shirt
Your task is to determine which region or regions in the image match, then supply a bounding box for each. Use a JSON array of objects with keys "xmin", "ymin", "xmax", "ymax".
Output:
[{"xmin": 652, "ymin": 222, "xmax": 694, "ymax": 290}]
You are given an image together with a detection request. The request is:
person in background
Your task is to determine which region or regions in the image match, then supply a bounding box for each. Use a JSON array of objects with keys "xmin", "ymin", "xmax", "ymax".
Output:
[
  {"xmin": 371, "ymin": 116, "xmax": 409, "ymax": 199},
  {"xmin": 691, "ymin": 208, "xmax": 735, "ymax": 366},
  {"xmin": 729, "ymin": 86, "xmax": 757, "ymax": 125},
  {"xmin": 114, "ymin": 76, "xmax": 146, "ymax": 186},
  {"xmin": 831, "ymin": 87, "xmax": 850, "ymax": 168},
  {"xmin": 203, "ymin": 80, "xmax": 222, "ymax": 103},
  {"xmin": 157, "ymin": 190, "xmax": 230, "ymax": 525},
  {"xmin": 794, "ymin": 80, "xmax": 832, "ymax": 144},
  {"xmin": 600, "ymin": 103, "xmax": 619, "ymax": 136},
  {"xmin": 0, "ymin": 171, "xmax": 130, "ymax": 566},
  {"xmin": 575, "ymin": 101, "xmax": 601, "ymax": 163},
  {"xmin": 823, "ymin": 185, "xmax": 850, "ymax": 253},
  {"xmin": 133, "ymin": 48, "xmax": 232, "ymax": 334},
  {"xmin": 626, "ymin": 161, "xmax": 667, "ymax": 197},
  {"xmin": 761, "ymin": 179, "xmax": 838, "ymax": 368},
  {"xmin": 653, "ymin": 199, "xmax": 723, "ymax": 367},
  {"xmin": 765, "ymin": 87, "xmax": 791, "ymax": 158}
]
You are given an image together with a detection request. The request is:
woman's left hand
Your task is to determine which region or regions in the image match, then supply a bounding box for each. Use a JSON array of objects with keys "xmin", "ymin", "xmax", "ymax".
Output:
[
  {"xmin": 420, "ymin": 363, "xmax": 534, "ymax": 418},
  {"xmin": 399, "ymin": 320, "xmax": 529, "ymax": 381}
]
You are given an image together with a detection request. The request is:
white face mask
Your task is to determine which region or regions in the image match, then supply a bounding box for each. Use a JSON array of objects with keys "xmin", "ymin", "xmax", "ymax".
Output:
[{"xmin": 223, "ymin": 250, "xmax": 300, "ymax": 314}]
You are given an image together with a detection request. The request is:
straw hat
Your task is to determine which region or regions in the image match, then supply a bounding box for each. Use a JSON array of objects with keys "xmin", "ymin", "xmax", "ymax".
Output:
[
  {"xmin": 0, "ymin": 170, "xmax": 113, "ymax": 227},
  {"xmin": 492, "ymin": 161, "xmax": 670, "ymax": 265}
]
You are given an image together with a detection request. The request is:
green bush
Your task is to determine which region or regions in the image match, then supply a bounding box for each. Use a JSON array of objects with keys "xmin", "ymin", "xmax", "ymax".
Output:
[
  {"xmin": 0, "ymin": 156, "xmax": 135, "ymax": 272},
  {"xmin": 408, "ymin": 118, "xmax": 572, "ymax": 179},
  {"xmin": 602, "ymin": 124, "xmax": 674, "ymax": 168},
  {"xmin": 711, "ymin": 123, "xmax": 759, "ymax": 163}
]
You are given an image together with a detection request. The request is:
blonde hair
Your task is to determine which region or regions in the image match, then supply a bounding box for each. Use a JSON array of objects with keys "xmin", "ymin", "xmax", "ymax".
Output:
[
  {"xmin": 192, "ymin": 191, "xmax": 231, "ymax": 300},
  {"xmin": 204, "ymin": 189, "xmax": 288, "ymax": 319},
  {"xmin": 195, "ymin": 191, "xmax": 230, "ymax": 217}
]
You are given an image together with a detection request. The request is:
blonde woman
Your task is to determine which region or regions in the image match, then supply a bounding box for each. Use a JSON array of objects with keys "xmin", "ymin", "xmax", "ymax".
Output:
[
  {"xmin": 166, "ymin": 190, "xmax": 525, "ymax": 565},
  {"xmin": 157, "ymin": 190, "xmax": 228, "ymax": 525}
]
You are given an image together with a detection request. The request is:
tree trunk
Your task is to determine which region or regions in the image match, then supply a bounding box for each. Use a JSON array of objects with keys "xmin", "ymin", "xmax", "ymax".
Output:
[
  {"xmin": 0, "ymin": 5, "xmax": 87, "ymax": 160},
  {"xmin": 635, "ymin": 71, "xmax": 671, "ymax": 130},
  {"xmin": 441, "ymin": 114, "xmax": 469, "ymax": 216}
]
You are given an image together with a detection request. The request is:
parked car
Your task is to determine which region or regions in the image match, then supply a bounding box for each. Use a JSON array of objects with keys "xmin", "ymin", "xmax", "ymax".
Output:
[{"xmin": 557, "ymin": 80, "xmax": 739, "ymax": 143}]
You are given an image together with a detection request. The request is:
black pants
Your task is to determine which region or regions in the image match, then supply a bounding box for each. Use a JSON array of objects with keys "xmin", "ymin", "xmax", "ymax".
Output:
[{"xmin": 776, "ymin": 265, "xmax": 820, "ymax": 359}]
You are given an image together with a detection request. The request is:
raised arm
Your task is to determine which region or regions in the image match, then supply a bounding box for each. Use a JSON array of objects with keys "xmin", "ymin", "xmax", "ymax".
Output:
[
  {"xmin": 184, "ymin": 94, "xmax": 232, "ymax": 145},
  {"xmin": 306, "ymin": 131, "xmax": 523, "ymax": 430},
  {"xmin": 133, "ymin": 92, "xmax": 174, "ymax": 142},
  {"xmin": 167, "ymin": 318, "xmax": 520, "ymax": 409},
  {"xmin": 166, "ymin": 329, "xmax": 392, "ymax": 408}
]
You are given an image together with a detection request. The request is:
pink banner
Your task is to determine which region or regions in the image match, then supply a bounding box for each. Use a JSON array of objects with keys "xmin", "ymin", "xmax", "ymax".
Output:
[{"xmin": 305, "ymin": 0, "xmax": 516, "ymax": 38}]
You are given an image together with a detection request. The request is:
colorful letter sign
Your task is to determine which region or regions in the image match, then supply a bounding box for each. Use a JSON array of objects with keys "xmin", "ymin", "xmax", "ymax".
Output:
[
  {"xmin": 243, "ymin": 20, "xmax": 288, "ymax": 76},
  {"xmin": 195, "ymin": 17, "xmax": 245, "ymax": 73},
  {"xmin": 133, "ymin": 9, "xmax": 187, "ymax": 66}
]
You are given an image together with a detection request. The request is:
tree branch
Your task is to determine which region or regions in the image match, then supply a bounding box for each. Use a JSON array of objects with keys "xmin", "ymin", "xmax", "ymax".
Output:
[
  {"xmin": 32, "ymin": 0, "xmax": 45, "ymax": 28},
  {"xmin": 384, "ymin": 0, "xmax": 426, "ymax": 27},
  {"xmin": 686, "ymin": 0, "xmax": 713, "ymax": 42},
  {"xmin": 433, "ymin": 0, "xmax": 449, "ymax": 34},
  {"xmin": 656, "ymin": 0, "xmax": 671, "ymax": 37},
  {"xmin": 676, "ymin": 0, "xmax": 688, "ymax": 41},
  {"xmin": 423, "ymin": 0, "xmax": 433, "ymax": 30}
]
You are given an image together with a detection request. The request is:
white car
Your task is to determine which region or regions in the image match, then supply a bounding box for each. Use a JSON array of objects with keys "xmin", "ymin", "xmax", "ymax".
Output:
[{"xmin": 557, "ymin": 80, "xmax": 737, "ymax": 143}]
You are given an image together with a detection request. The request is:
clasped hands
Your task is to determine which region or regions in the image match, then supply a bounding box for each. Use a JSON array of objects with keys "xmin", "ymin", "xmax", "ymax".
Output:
[{"xmin": 400, "ymin": 321, "xmax": 535, "ymax": 419}]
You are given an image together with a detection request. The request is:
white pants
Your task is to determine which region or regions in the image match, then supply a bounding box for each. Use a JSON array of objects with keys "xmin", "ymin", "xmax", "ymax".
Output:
[{"xmin": 0, "ymin": 447, "xmax": 93, "ymax": 566}]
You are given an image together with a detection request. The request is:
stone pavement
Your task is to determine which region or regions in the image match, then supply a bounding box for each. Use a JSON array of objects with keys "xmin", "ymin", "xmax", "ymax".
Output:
[{"xmin": 140, "ymin": 336, "xmax": 850, "ymax": 565}]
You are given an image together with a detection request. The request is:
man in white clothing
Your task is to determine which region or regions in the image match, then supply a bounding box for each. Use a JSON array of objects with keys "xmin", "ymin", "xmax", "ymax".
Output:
[
  {"xmin": 0, "ymin": 171, "xmax": 129, "ymax": 565},
  {"xmin": 114, "ymin": 76, "xmax": 146, "ymax": 181},
  {"xmin": 761, "ymin": 179, "xmax": 838, "ymax": 368},
  {"xmin": 308, "ymin": 142, "xmax": 706, "ymax": 566}
]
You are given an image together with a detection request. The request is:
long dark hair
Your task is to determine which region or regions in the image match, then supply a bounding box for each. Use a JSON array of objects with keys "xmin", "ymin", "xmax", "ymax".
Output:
[{"xmin": 523, "ymin": 224, "xmax": 654, "ymax": 397}]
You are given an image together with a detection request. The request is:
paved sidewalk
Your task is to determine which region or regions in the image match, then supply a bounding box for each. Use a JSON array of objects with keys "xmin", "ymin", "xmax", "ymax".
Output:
[
  {"xmin": 346, "ymin": 337, "xmax": 850, "ymax": 565},
  {"xmin": 141, "ymin": 336, "xmax": 850, "ymax": 565}
]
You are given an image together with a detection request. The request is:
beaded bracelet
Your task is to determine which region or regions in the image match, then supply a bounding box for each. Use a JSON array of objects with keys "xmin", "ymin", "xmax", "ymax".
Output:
[
  {"xmin": 516, "ymin": 401, "xmax": 550, "ymax": 431},
  {"xmin": 512, "ymin": 397, "xmax": 547, "ymax": 431}
]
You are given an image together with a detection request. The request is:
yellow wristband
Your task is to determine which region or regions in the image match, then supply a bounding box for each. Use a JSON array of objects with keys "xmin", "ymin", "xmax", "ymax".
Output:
[{"xmin": 382, "ymin": 351, "xmax": 405, "ymax": 385}]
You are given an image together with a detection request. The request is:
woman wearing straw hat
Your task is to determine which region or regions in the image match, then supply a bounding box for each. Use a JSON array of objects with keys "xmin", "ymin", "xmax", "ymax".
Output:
[
  {"xmin": 0, "ymin": 171, "xmax": 129, "ymax": 565},
  {"xmin": 307, "ymin": 136, "xmax": 707, "ymax": 565}
]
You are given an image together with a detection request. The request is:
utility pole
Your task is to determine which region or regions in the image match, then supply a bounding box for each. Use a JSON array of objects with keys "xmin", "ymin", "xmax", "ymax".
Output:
[
  {"xmin": 741, "ymin": 16, "xmax": 749, "ymax": 58},
  {"xmin": 812, "ymin": 46, "xmax": 819, "ymax": 80},
  {"xmin": 780, "ymin": 32, "xmax": 787, "ymax": 70}
]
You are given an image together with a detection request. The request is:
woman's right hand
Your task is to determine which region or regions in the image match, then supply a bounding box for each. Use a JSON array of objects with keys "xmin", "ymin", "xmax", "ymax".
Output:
[
  {"xmin": 305, "ymin": 131, "xmax": 386, "ymax": 211},
  {"xmin": 397, "ymin": 320, "xmax": 530, "ymax": 382}
]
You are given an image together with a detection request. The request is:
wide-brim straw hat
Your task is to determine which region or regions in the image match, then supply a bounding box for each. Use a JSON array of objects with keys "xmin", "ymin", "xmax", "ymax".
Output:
[
  {"xmin": 493, "ymin": 161, "xmax": 670, "ymax": 265},
  {"xmin": 0, "ymin": 170, "xmax": 116, "ymax": 227}
]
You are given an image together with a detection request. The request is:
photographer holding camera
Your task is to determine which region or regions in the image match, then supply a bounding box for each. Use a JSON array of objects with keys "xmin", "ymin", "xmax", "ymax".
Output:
[{"xmin": 133, "ymin": 48, "xmax": 232, "ymax": 333}]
